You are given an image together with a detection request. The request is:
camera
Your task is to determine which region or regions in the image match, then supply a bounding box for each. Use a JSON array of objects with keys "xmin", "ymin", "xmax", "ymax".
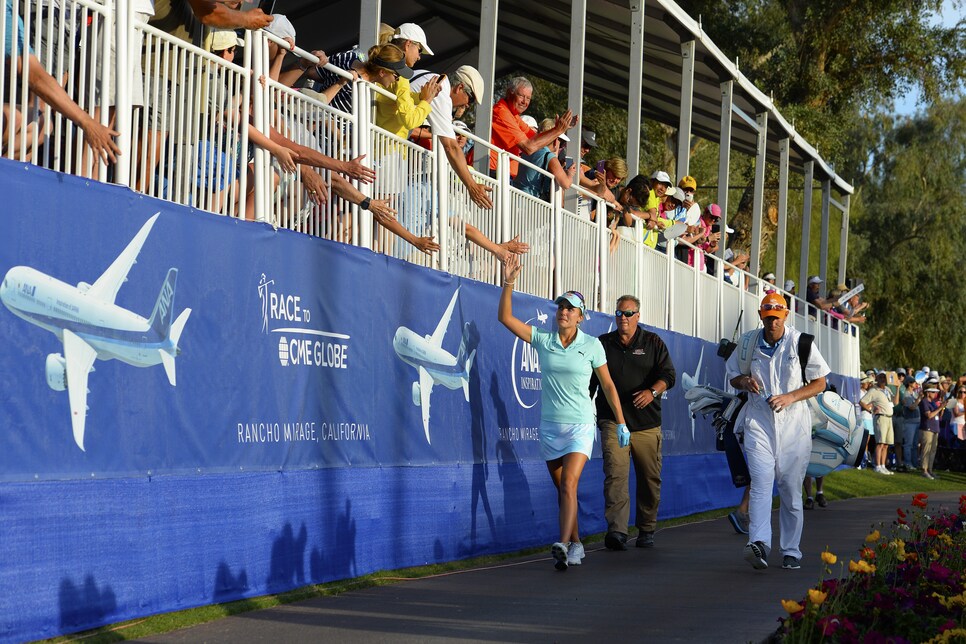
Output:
[
  {"xmin": 711, "ymin": 224, "xmax": 720, "ymax": 234},
  {"xmin": 717, "ymin": 338, "xmax": 737, "ymax": 359}
]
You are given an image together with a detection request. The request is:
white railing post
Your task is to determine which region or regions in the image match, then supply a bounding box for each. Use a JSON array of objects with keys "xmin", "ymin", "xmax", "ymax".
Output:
[
  {"xmin": 435, "ymin": 133, "xmax": 450, "ymax": 273},
  {"xmin": 552, "ymin": 183, "xmax": 562, "ymax": 297},
  {"xmin": 354, "ymin": 80, "xmax": 372, "ymax": 249},
  {"xmin": 634, "ymin": 219, "xmax": 643, "ymax": 302},
  {"xmin": 498, "ymin": 151, "xmax": 511, "ymax": 258},
  {"xmin": 114, "ymin": 1, "xmax": 132, "ymax": 187},
  {"xmin": 665, "ymin": 240, "xmax": 675, "ymax": 330},
  {"xmin": 597, "ymin": 197, "xmax": 608, "ymax": 311},
  {"xmin": 250, "ymin": 32, "xmax": 268, "ymax": 223}
]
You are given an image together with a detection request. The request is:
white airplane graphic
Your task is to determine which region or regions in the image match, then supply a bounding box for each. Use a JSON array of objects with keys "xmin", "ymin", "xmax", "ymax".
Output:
[
  {"xmin": 0, "ymin": 213, "xmax": 191, "ymax": 451},
  {"xmin": 392, "ymin": 287, "xmax": 476, "ymax": 444}
]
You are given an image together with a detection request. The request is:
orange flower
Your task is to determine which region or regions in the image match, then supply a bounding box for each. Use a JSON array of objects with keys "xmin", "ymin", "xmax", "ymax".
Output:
[
  {"xmin": 860, "ymin": 547, "xmax": 876, "ymax": 560},
  {"xmin": 849, "ymin": 559, "xmax": 876, "ymax": 574},
  {"xmin": 821, "ymin": 550, "xmax": 837, "ymax": 565},
  {"xmin": 808, "ymin": 588, "xmax": 828, "ymax": 605},
  {"xmin": 905, "ymin": 552, "xmax": 918, "ymax": 562},
  {"xmin": 865, "ymin": 529, "xmax": 881, "ymax": 543},
  {"xmin": 912, "ymin": 493, "xmax": 928, "ymax": 508},
  {"xmin": 927, "ymin": 528, "xmax": 939, "ymax": 538},
  {"xmin": 782, "ymin": 599, "xmax": 805, "ymax": 614}
]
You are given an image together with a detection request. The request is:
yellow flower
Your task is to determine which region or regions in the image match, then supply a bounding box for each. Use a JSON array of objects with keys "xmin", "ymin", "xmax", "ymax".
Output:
[
  {"xmin": 865, "ymin": 529, "xmax": 880, "ymax": 543},
  {"xmin": 849, "ymin": 559, "xmax": 876, "ymax": 574},
  {"xmin": 924, "ymin": 628, "xmax": 966, "ymax": 644},
  {"xmin": 808, "ymin": 588, "xmax": 828, "ymax": 605},
  {"xmin": 939, "ymin": 533, "xmax": 954, "ymax": 546},
  {"xmin": 781, "ymin": 599, "xmax": 805, "ymax": 614},
  {"xmin": 821, "ymin": 550, "xmax": 837, "ymax": 565},
  {"xmin": 930, "ymin": 549, "xmax": 940, "ymax": 559}
]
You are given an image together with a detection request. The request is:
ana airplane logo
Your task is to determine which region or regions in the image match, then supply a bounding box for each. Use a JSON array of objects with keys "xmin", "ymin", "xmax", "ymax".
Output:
[
  {"xmin": 0, "ymin": 213, "xmax": 191, "ymax": 451},
  {"xmin": 392, "ymin": 287, "xmax": 476, "ymax": 444},
  {"xmin": 681, "ymin": 347, "xmax": 705, "ymax": 443}
]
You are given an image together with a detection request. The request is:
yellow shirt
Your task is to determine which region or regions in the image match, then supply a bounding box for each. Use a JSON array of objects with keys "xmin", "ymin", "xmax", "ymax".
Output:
[{"xmin": 374, "ymin": 78, "xmax": 432, "ymax": 139}]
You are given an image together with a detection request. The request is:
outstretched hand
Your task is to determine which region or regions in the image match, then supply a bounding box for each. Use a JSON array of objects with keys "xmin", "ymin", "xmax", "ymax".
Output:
[{"xmin": 502, "ymin": 253, "xmax": 522, "ymax": 285}]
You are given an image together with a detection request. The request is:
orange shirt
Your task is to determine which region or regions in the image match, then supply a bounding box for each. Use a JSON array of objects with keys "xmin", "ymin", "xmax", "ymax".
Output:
[{"xmin": 490, "ymin": 97, "xmax": 534, "ymax": 178}]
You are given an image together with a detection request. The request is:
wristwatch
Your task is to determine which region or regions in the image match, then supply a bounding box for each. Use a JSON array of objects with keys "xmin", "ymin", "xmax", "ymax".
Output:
[
  {"xmin": 359, "ymin": 197, "xmax": 371, "ymax": 211},
  {"xmin": 650, "ymin": 388, "xmax": 659, "ymax": 399}
]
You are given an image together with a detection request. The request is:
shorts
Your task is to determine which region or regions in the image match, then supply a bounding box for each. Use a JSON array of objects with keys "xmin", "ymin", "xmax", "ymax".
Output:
[
  {"xmin": 874, "ymin": 416, "xmax": 894, "ymax": 445},
  {"xmin": 540, "ymin": 421, "xmax": 595, "ymax": 461}
]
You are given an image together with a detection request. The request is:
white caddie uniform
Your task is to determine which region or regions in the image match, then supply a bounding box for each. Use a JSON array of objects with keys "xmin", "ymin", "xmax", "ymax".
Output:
[{"xmin": 725, "ymin": 326, "xmax": 830, "ymax": 559}]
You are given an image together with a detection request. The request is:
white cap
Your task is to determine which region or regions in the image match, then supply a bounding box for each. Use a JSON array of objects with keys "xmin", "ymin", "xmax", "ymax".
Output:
[
  {"xmin": 452, "ymin": 65, "xmax": 484, "ymax": 105},
  {"xmin": 652, "ymin": 170, "xmax": 672, "ymax": 185},
  {"xmin": 210, "ymin": 30, "xmax": 243, "ymax": 51},
  {"xmin": 521, "ymin": 115, "xmax": 538, "ymax": 130},
  {"xmin": 558, "ymin": 132, "xmax": 570, "ymax": 142},
  {"xmin": 784, "ymin": 279, "xmax": 795, "ymax": 291},
  {"xmin": 452, "ymin": 120, "xmax": 469, "ymax": 132},
  {"xmin": 395, "ymin": 23, "xmax": 434, "ymax": 55},
  {"xmin": 808, "ymin": 275, "xmax": 823, "ymax": 285},
  {"xmin": 665, "ymin": 186, "xmax": 681, "ymax": 201}
]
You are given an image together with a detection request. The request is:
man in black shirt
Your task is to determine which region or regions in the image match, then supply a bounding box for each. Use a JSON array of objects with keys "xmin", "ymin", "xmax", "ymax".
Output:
[{"xmin": 590, "ymin": 295, "xmax": 676, "ymax": 550}]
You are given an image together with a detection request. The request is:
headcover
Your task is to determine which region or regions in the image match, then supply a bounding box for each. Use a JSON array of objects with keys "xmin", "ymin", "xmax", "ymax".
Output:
[
  {"xmin": 554, "ymin": 291, "xmax": 586, "ymax": 314},
  {"xmin": 759, "ymin": 292, "xmax": 788, "ymax": 321}
]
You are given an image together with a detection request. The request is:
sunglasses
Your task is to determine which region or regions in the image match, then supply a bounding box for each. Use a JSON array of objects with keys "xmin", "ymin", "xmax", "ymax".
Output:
[
  {"xmin": 462, "ymin": 84, "xmax": 475, "ymax": 104},
  {"xmin": 615, "ymin": 310, "xmax": 639, "ymax": 318},
  {"xmin": 565, "ymin": 290, "xmax": 585, "ymax": 302},
  {"xmin": 761, "ymin": 303, "xmax": 787, "ymax": 312}
]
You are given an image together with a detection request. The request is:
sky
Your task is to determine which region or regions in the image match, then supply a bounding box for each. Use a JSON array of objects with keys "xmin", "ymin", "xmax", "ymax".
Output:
[{"xmin": 893, "ymin": 0, "xmax": 965, "ymax": 115}]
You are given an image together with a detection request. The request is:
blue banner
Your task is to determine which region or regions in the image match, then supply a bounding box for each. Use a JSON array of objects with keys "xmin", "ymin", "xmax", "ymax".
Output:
[{"xmin": 0, "ymin": 169, "xmax": 751, "ymax": 480}]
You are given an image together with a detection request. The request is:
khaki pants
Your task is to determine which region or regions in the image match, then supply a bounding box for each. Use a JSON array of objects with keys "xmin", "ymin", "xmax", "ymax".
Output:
[
  {"xmin": 920, "ymin": 431, "xmax": 938, "ymax": 472},
  {"xmin": 599, "ymin": 420, "xmax": 662, "ymax": 533}
]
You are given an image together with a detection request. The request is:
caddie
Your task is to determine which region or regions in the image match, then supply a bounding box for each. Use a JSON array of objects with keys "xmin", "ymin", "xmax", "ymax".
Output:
[{"xmin": 725, "ymin": 292, "xmax": 830, "ymax": 571}]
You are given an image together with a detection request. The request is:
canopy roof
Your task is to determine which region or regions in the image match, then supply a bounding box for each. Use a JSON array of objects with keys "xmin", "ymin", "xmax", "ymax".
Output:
[{"xmin": 284, "ymin": 0, "xmax": 852, "ymax": 194}]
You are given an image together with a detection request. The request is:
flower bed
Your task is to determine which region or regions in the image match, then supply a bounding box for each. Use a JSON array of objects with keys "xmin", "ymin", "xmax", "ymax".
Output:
[{"xmin": 777, "ymin": 494, "xmax": 966, "ymax": 643}]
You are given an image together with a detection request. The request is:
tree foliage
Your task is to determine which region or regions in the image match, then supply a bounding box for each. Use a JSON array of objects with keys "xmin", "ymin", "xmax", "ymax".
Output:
[{"xmin": 849, "ymin": 97, "xmax": 966, "ymax": 369}]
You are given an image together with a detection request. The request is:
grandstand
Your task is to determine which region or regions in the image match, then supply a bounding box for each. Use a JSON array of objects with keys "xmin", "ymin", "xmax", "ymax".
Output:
[{"xmin": 0, "ymin": 1, "xmax": 859, "ymax": 641}]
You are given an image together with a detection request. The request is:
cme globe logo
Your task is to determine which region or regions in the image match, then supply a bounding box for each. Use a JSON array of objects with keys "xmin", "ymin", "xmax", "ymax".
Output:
[
  {"xmin": 511, "ymin": 310, "xmax": 549, "ymax": 409},
  {"xmin": 278, "ymin": 336, "xmax": 290, "ymax": 366}
]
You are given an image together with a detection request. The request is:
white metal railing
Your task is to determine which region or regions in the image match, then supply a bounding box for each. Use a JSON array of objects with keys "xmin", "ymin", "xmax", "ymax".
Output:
[{"xmin": 0, "ymin": 6, "xmax": 861, "ymax": 376}]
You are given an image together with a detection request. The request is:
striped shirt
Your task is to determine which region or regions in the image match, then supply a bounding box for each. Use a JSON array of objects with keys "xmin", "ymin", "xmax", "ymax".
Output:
[{"xmin": 308, "ymin": 48, "xmax": 360, "ymax": 115}]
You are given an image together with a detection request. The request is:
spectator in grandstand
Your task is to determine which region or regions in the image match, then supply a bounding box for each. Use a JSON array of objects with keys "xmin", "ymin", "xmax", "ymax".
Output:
[
  {"xmin": 805, "ymin": 276, "xmax": 833, "ymax": 317},
  {"xmin": 409, "ymin": 65, "xmax": 490, "ymax": 210},
  {"xmin": 762, "ymin": 272, "xmax": 777, "ymax": 293},
  {"xmin": 919, "ymin": 385, "xmax": 943, "ymax": 479},
  {"xmin": 452, "ymin": 120, "xmax": 474, "ymax": 163},
  {"xmin": 684, "ymin": 203, "xmax": 725, "ymax": 270},
  {"xmin": 364, "ymin": 44, "xmax": 441, "ymax": 138},
  {"xmin": 391, "ymin": 22, "xmax": 433, "ymax": 68},
  {"xmin": 490, "ymin": 77, "xmax": 576, "ymax": 179},
  {"xmin": 860, "ymin": 372, "xmax": 896, "ymax": 475},
  {"xmin": 576, "ymin": 129, "xmax": 597, "ymax": 190},
  {"xmin": 592, "ymin": 295, "xmax": 675, "ymax": 551},
  {"xmin": 320, "ymin": 169, "xmax": 439, "ymax": 255},
  {"xmin": 836, "ymin": 289, "xmax": 867, "ymax": 325},
  {"xmin": 677, "ymin": 175, "xmax": 702, "ymax": 226},
  {"xmin": 1, "ymin": 2, "xmax": 120, "ymax": 165},
  {"xmin": 499, "ymin": 255, "xmax": 627, "ymax": 571},
  {"xmin": 408, "ymin": 65, "xmax": 528, "ymax": 261},
  {"xmin": 723, "ymin": 248, "xmax": 751, "ymax": 288},
  {"xmin": 512, "ymin": 118, "xmax": 575, "ymax": 201}
]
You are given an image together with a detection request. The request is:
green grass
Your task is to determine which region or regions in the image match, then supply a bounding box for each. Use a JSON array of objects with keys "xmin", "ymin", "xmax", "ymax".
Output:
[{"xmin": 43, "ymin": 467, "xmax": 966, "ymax": 643}]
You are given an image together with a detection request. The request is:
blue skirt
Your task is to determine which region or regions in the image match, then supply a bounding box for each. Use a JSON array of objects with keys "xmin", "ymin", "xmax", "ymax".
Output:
[{"xmin": 540, "ymin": 421, "xmax": 596, "ymax": 461}]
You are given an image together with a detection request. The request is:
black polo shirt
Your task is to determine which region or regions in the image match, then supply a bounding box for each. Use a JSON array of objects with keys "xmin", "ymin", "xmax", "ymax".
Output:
[{"xmin": 590, "ymin": 326, "xmax": 676, "ymax": 431}]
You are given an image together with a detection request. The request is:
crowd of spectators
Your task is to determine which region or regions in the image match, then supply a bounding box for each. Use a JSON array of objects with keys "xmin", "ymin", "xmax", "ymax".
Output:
[
  {"xmin": 858, "ymin": 367, "xmax": 966, "ymax": 476},
  {"xmin": 2, "ymin": 4, "xmax": 868, "ymax": 324}
]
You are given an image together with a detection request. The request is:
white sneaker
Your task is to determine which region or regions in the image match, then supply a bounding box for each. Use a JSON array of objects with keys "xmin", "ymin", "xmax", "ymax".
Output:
[
  {"xmin": 551, "ymin": 542, "xmax": 569, "ymax": 571},
  {"xmin": 567, "ymin": 541, "xmax": 585, "ymax": 565}
]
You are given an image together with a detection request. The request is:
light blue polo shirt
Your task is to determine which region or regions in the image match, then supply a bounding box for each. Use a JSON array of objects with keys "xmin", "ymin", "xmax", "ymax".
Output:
[{"xmin": 530, "ymin": 326, "xmax": 606, "ymax": 424}]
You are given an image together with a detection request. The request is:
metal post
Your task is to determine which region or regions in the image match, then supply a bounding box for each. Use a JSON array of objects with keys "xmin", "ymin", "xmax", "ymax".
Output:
[
  {"xmin": 355, "ymin": 82, "xmax": 373, "ymax": 249},
  {"xmin": 474, "ymin": 0, "xmax": 499, "ymax": 174},
  {"xmin": 775, "ymin": 138, "xmax": 789, "ymax": 285},
  {"xmin": 798, "ymin": 161, "xmax": 814, "ymax": 293},
  {"xmin": 113, "ymin": 1, "xmax": 132, "ymax": 187},
  {"xmin": 564, "ymin": 0, "xmax": 586, "ymax": 214},
  {"xmin": 838, "ymin": 193, "xmax": 850, "ymax": 285},
  {"xmin": 749, "ymin": 112, "xmax": 768, "ymax": 278},
  {"xmin": 676, "ymin": 40, "xmax": 695, "ymax": 181},
  {"xmin": 552, "ymin": 186, "xmax": 562, "ymax": 296},
  {"xmin": 717, "ymin": 80, "xmax": 733, "ymax": 254},
  {"xmin": 819, "ymin": 180, "xmax": 831, "ymax": 285},
  {"xmin": 436, "ymin": 134, "xmax": 450, "ymax": 273},
  {"xmin": 597, "ymin": 197, "xmax": 608, "ymax": 311},
  {"xmin": 251, "ymin": 33, "xmax": 267, "ymax": 223},
  {"xmin": 626, "ymin": 2, "xmax": 644, "ymax": 178},
  {"xmin": 358, "ymin": 0, "xmax": 382, "ymax": 51}
]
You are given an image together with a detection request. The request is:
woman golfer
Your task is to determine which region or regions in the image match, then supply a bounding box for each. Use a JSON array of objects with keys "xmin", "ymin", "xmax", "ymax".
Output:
[{"xmin": 498, "ymin": 255, "xmax": 627, "ymax": 570}]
